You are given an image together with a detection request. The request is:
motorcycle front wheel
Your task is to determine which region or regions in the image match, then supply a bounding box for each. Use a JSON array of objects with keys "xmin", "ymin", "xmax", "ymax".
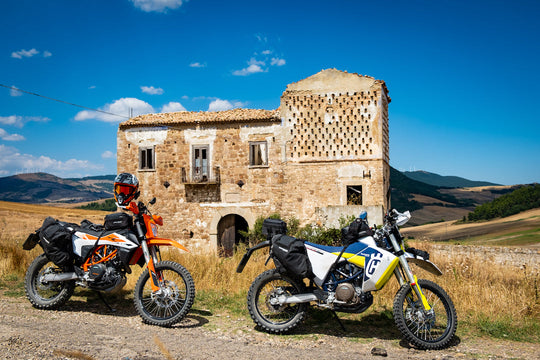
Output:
[
  {"xmin": 393, "ymin": 279, "xmax": 457, "ymax": 350},
  {"xmin": 247, "ymin": 269, "xmax": 307, "ymax": 334},
  {"xmin": 24, "ymin": 253, "xmax": 75, "ymax": 310},
  {"xmin": 134, "ymin": 261, "xmax": 195, "ymax": 327}
]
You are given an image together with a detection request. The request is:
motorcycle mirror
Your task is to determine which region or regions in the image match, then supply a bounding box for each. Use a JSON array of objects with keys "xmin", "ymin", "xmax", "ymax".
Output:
[{"xmin": 149, "ymin": 197, "xmax": 156, "ymax": 205}]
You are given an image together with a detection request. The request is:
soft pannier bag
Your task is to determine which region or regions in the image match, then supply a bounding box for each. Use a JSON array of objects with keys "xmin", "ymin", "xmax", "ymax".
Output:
[
  {"xmin": 271, "ymin": 234, "xmax": 312, "ymax": 279},
  {"xmin": 38, "ymin": 216, "xmax": 74, "ymax": 266}
]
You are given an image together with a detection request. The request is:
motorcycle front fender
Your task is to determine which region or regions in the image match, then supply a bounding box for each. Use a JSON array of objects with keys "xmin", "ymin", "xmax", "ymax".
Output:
[
  {"xmin": 129, "ymin": 238, "xmax": 189, "ymax": 266},
  {"xmin": 406, "ymin": 257, "xmax": 443, "ymax": 276},
  {"xmin": 146, "ymin": 237, "xmax": 189, "ymax": 252}
]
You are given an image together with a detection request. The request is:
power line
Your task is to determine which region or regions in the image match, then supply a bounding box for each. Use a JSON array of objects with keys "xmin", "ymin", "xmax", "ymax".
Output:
[{"xmin": 0, "ymin": 83, "xmax": 130, "ymax": 119}]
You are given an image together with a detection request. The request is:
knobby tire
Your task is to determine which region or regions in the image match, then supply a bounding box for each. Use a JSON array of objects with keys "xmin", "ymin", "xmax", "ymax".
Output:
[
  {"xmin": 134, "ymin": 261, "xmax": 195, "ymax": 327},
  {"xmin": 247, "ymin": 269, "xmax": 307, "ymax": 334},
  {"xmin": 393, "ymin": 279, "xmax": 457, "ymax": 350},
  {"xmin": 24, "ymin": 253, "xmax": 75, "ymax": 310}
]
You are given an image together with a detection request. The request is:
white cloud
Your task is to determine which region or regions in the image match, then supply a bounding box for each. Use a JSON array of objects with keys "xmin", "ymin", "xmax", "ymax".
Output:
[
  {"xmin": 130, "ymin": 0, "xmax": 185, "ymax": 13},
  {"xmin": 10, "ymin": 86, "xmax": 23, "ymax": 97},
  {"xmin": 161, "ymin": 101, "xmax": 186, "ymax": 113},
  {"xmin": 208, "ymin": 99, "xmax": 233, "ymax": 112},
  {"xmin": 101, "ymin": 150, "xmax": 115, "ymax": 159},
  {"xmin": 74, "ymin": 98, "xmax": 154, "ymax": 122},
  {"xmin": 233, "ymin": 58, "xmax": 266, "ymax": 76},
  {"xmin": 271, "ymin": 57, "xmax": 286, "ymax": 66},
  {"xmin": 141, "ymin": 85, "xmax": 164, "ymax": 95},
  {"xmin": 10, "ymin": 49, "xmax": 52, "ymax": 59},
  {"xmin": 0, "ymin": 144, "xmax": 103, "ymax": 177},
  {"xmin": 0, "ymin": 115, "xmax": 50, "ymax": 128},
  {"xmin": 0, "ymin": 128, "xmax": 25, "ymax": 141},
  {"xmin": 189, "ymin": 62, "xmax": 206, "ymax": 68},
  {"xmin": 11, "ymin": 48, "xmax": 39, "ymax": 59},
  {"xmin": 262, "ymin": 50, "xmax": 272, "ymax": 55},
  {"xmin": 208, "ymin": 99, "xmax": 246, "ymax": 112}
]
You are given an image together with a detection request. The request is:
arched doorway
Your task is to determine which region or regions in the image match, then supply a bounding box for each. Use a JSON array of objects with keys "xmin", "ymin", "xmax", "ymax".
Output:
[{"xmin": 217, "ymin": 214, "xmax": 249, "ymax": 257}]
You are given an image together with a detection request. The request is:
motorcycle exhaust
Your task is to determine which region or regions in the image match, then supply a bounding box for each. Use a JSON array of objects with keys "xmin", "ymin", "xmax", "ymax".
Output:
[
  {"xmin": 41, "ymin": 272, "xmax": 79, "ymax": 282},
  {"xmin": 279, "ymin": 293, "xmax": 318, "ymax": 304}
]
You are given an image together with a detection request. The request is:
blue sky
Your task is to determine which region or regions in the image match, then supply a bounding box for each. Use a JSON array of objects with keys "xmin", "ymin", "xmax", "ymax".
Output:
[{"xmin": 1, "ymin": 0, "xmax": 538, "ymax": 185}]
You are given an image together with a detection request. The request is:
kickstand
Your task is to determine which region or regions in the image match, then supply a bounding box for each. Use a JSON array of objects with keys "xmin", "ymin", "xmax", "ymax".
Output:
[
  {"xmin": 95, "ymin": 291, "xmax": 116, "ymax": 313},
  {"xmin": 331, "ymin": 310, "xmax": 346, "ymax": 332}
]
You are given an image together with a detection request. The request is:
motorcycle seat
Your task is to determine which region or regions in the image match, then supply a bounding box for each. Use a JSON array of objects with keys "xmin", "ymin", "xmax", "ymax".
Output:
[{"xmin": 304, "ymin": 241, "xmax": 344, "ymax": 253}]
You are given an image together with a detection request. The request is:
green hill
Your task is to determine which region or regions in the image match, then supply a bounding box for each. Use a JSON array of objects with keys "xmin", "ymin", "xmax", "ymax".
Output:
[{"xmin": 467, "ymin": 184, "xmax": 540, "ymax": 221}]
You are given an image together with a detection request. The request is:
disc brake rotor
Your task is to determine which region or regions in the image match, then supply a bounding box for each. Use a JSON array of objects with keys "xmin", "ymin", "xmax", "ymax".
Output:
[{"xmin": 151, "ymin": 280, "xmax": 180, "ymax": 307}]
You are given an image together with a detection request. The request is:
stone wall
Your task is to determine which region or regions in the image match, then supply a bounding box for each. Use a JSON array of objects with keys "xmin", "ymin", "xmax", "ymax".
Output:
[{"xmin": 117, "ymin": 69, "xmax": 391, "ymax": 253}]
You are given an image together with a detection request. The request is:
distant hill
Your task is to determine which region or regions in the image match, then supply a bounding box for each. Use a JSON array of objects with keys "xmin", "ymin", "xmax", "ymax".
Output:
[
  {"xmin": 389, "ymin": 167, "xmax": 513, "ymax": 225},
  {"xmin": 0, "ymin": 173, "xmax": 114, "ymax": 204},
  {"xmin": 390, "ymin": 167, "xmax": 475, "ymax": 211},
  {"xmin": 403, "ymin": 170, "xmax": 500, "ymax": 188}
]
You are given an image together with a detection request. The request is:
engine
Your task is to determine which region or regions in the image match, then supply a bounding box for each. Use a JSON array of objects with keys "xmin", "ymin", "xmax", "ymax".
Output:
[
  {"xmin": 82, "ymin": 245, "xmax": 127, "ymax": 292},
  {"xmin": 335, "ymin": 282, "xmax": 356, "ymax": 302},
  {"xmin": 86, "ymin": 263, "xmax": 126, "ymax": 292},
  {"xmin": 325, "ymin": 262, "xmax": 373, "ymax": 313}
]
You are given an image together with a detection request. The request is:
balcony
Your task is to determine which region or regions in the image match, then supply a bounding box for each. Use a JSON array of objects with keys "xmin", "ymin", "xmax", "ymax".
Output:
[{"xmin": 181, "ymin": 166, "xmax": 220, "ymax": 185}]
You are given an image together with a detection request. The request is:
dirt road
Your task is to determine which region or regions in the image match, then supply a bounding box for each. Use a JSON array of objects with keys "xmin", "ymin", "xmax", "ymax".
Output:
[{"xmin": 1, "ymin": 295, "xmax": 538, "ymax": 360}]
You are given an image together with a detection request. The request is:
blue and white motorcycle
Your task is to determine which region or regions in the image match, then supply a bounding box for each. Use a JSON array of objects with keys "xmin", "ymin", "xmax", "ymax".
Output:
[{"xmin": 237, "ymin": 210, "xmax": 457, "ymax": 350}]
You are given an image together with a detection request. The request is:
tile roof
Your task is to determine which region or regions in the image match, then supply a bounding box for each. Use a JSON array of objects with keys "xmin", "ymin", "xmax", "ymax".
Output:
[{"xmin": 119, "ymin": 108, "xmax": 280, "ymax": 129}]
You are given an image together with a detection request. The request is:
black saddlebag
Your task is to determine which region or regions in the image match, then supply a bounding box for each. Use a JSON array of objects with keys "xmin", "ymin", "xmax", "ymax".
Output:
[
  {"xmin": 261, "ymin": 218, "xmax": 287, "ymax": 239},
  {"xmin": 271, "ymin": 235, "xmax": 312, "ymax": 279},
  {"xmin": 38, "ymin": 217, "xmax": 74, "ymax": 267},
  {"xmin": 104, "ymin": 212, "xmax": 133, "ymax": 231},
  {"xmin": 341, "ymin": 218, "xmax": 373, "ymax": 246}
]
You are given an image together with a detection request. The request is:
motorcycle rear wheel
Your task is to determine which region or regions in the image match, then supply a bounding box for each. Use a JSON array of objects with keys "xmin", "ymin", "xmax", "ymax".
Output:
[
  {"xmin": 393, "ymin": 279, "xmax": 457, "ymax": 350},
  {"xmin": 24, "ymin": 253, "xmax": 75, "ymax": 310},
  {"xmin": 247, "ymin": 269, "xmax": 307, "ymax": 334},
  {"xmin": 134, "ymin": 261, "xmax": 195, "ymax": 327}
]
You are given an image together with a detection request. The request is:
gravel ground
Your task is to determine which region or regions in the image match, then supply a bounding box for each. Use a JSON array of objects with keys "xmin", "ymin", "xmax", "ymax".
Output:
[{"xmin": 1, "ymin": 295, "xmax": 539, "ymax": 360}]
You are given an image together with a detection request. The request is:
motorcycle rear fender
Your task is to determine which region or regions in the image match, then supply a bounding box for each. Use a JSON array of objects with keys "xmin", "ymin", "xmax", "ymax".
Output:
[
  {"xmin": 236, "ymin": 240, "xmax": 270, "ymax": 273},
  {"xmin": 129, "ymin": 237, "xmax": 189, "ymax": 265}
]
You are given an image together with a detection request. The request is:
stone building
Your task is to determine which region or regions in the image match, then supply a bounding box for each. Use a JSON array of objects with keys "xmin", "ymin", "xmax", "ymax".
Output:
[{"xmin": 117, "ymin": 69, "xmax": 391, "ymax": 254}]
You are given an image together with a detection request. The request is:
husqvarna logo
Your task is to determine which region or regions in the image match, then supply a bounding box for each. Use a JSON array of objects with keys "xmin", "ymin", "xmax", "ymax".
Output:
[{"xmin": 366, "ymin": 252, "xmax": 383, "ymax": 276}]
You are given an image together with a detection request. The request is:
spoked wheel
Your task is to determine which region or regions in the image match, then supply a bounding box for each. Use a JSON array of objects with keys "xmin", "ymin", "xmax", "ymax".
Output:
[
  {"xmin": 393, "ymin": 279, "xmax": 457, "ymax": 350},
  {"xmin": 24, "ymin": 254, "xmax": 74, "ymax": 309},
  {"xmin": 134, "ymin": 261, "xmax": 195, "ymax": 327},
  {"xmin": 247, "ymin": 269, "xmax": 307, "ymax": 334}
]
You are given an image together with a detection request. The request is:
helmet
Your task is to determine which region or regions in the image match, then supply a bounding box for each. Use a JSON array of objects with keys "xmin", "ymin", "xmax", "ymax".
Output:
[{"xmin": 113, "ymin": 173, "xmax": 139, "ymax": 207}]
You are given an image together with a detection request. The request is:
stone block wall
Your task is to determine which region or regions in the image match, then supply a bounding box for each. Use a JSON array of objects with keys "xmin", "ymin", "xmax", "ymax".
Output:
[{"xmin": 117, "ymin": 69, "xmax": 391, "ymax": 253}]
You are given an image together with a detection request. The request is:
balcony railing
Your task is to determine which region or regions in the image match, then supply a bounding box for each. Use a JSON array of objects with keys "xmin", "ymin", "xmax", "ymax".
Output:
[{"xmin": 181, "ymin": 166, "xmax": 220, "ymax": 184}]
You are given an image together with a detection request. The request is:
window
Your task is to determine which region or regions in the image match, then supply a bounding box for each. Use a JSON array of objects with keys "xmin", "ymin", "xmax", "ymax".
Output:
[
  {"xmin": 347, "ymin": 185, "xmax": 363, "ymax": 205},
  {"xmin": 139, "ymin": 146, "xmax": 155, "ymax": 170},
  {"xmin": 192, "ymin": 145, "xmax": 209, "ymax": 181},
  {"xmin": 249, "ymin": 141, "xmax": 268, "ymax": 167}
]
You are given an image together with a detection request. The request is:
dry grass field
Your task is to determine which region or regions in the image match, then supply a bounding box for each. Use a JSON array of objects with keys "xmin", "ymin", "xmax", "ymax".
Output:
[
  {"xmin": 0, "ymin": 201, "xmax": 538, "ymax": 343},
  {"xmin": 402, "ymin": 207, "xmax": 540, "ymax": 245}
]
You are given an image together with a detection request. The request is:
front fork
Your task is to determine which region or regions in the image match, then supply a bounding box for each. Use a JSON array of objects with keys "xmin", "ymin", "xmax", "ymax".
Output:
[
  {"xmin": 389, "ymin": 233, "xmax": 432, "ymax": 311},
  {"xmin": 136, "ymin": 220, "xmax": 162, "ymax": 292}
]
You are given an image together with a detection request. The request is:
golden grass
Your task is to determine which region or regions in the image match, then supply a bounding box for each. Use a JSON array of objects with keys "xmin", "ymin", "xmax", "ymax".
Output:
[{"xmin": 0, "ymin": 201, "xmax": 538, "ymax": 341}]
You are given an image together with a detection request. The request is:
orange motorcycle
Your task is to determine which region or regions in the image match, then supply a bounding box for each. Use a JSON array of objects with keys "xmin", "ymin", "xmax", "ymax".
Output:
[{"xmin": 23, "ymin": 173, "xmax": 195, "ymax": 327}]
